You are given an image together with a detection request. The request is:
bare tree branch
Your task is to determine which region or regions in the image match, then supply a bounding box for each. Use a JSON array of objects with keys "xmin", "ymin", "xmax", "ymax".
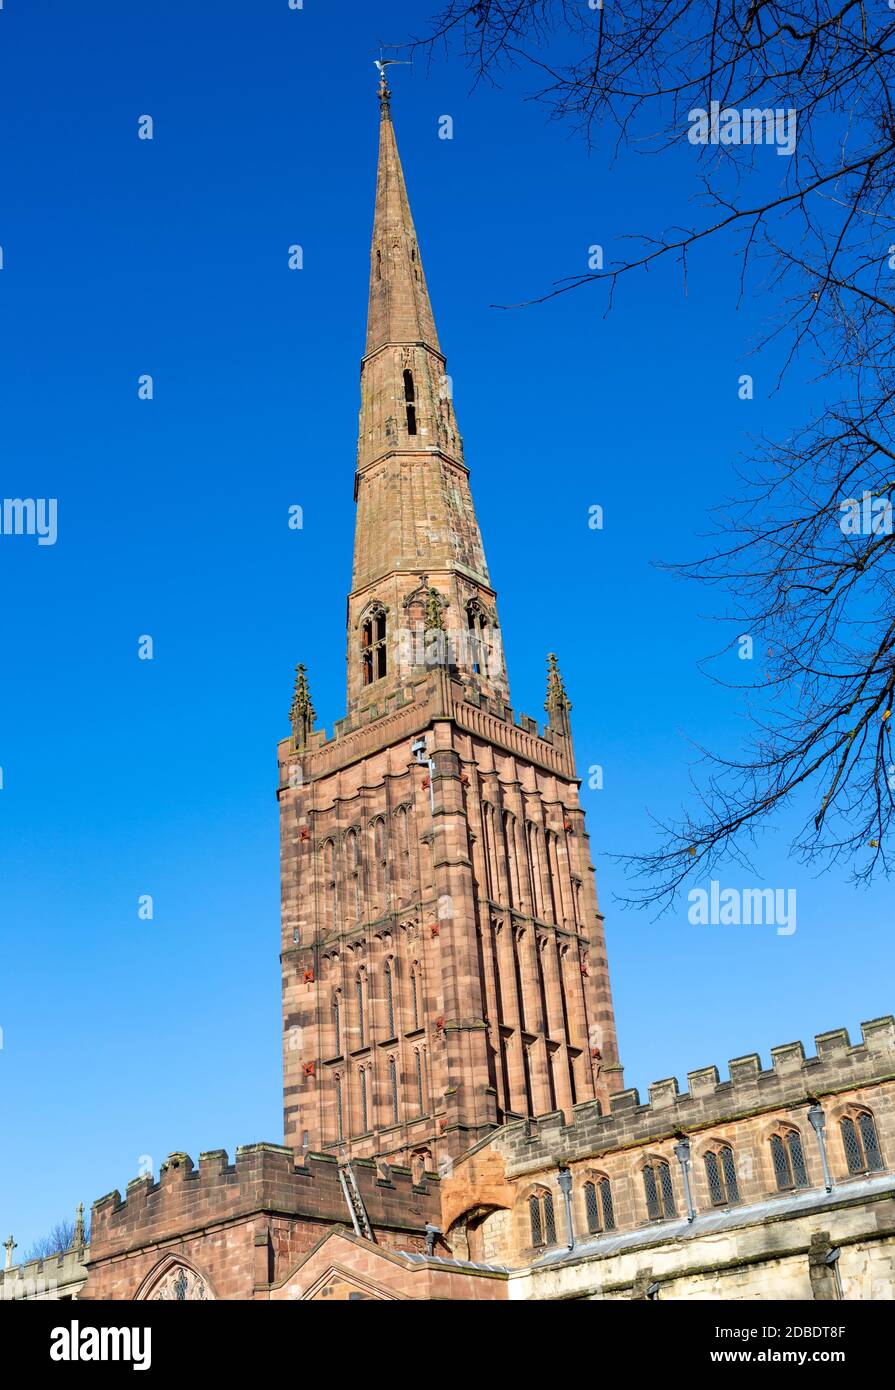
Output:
[{"xmin": 413, "ymin": 2, "xmax": 895, "ymax": 906}]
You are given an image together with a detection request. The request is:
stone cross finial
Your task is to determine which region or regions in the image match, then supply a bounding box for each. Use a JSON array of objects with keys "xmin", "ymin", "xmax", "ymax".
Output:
[
  {"xmin": 72, "ymin": 1202, "xmax": 85, "ymax": 1250},
  {"xmin": 4, "ymin": 1236, "xmax": 16, "ymax": 1269}
]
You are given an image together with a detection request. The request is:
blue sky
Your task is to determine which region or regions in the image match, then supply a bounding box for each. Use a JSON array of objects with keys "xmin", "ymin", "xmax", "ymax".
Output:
[{"xmin": 1, "ymin": 1, "xmax": 890, "ymax": 1253}]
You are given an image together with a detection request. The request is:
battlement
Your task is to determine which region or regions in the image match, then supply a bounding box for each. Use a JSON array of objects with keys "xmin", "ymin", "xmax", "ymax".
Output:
[
  {"xmin": 0, "ymin": 1245, "xmax": 88, "ymax": 1300},
  {"xmin": 464, "ymin": 1016, "xmax": 895, "ymax": 1173},
  {"xmin": 89, "ymin": 1142, "xmax": 440, "ymax": 1260},
  {"xmin": 278, "ymin": 668, "xmax": 572, "ymax": 788}
]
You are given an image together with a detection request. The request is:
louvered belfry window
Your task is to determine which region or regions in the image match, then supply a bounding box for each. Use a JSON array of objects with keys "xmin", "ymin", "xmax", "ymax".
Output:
[{"xmin": 361, "ymin": 606, "xmax": 387, "ymax": 684}]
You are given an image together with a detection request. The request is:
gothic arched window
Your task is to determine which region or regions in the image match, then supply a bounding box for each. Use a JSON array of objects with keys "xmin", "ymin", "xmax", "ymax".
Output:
[
  {"xmin": 529, "ymin": 1195, "xmax": 542, "ymax": 1247},
  {"xmin": 643, "ymin": 1160, "xmax": 676, "ymax": 1220},
  {"xmin": 361, "ymin": 604, "xmax": 387, "ymax": 685},
  {"xmin": 583, "ymin": 1176, "xmax": 615, "ymax": 1234},
  {"xmin": 770, "ymin": 1128, "xmax": 809, "ymax": 1191},
  {"xmin": 332, "ymin": 991, "xmax": 342, "ymax": 1056},
  {"xmin": 148, "ymin": 1263, "xmax": 211, "ymax": 1301},
  {"xmin": 527, "ymin": 1187, "xmax": 557, "ymax": 1248},
  {"xmin": 704, "ymin": 1146, "xmax": 740, "ymax": 1206},
  {"xmin": 840, "ymin": 1111, "xmax": 884, "ymax": 1174},
  {"xmin": 465, "ymin": 598, "xmax": 493, "ymax": 677}
]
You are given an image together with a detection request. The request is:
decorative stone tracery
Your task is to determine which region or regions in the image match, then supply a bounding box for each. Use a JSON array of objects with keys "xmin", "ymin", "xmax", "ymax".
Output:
[{"xmin": 145, "ymin": 1262, "xmax": 212, "ymax": 1301}]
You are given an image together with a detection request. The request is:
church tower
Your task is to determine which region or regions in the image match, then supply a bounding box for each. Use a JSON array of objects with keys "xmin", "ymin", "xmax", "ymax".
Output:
[{"xmin": 278, "ymin": 76, "xmax": 623, "ymax": 1175}]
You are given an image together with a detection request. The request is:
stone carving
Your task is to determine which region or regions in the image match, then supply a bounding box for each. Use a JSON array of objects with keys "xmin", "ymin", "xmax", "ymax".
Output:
[{"xmin": 150, "ymin": 1265, "xmax": 211, "ymax": 1301}]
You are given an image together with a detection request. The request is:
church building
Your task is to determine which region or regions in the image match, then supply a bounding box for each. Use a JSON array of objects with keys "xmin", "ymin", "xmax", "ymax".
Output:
[
  {"xmin": 278, "ymin": 68, "xmax": 623, "ymax": 1179},
  {"xmin": 5, "ymin": 79, "xmax": 894, "ymax": 1304}
]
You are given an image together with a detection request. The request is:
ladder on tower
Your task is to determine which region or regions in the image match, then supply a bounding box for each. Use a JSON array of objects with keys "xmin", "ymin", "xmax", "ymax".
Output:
[{"xmin": 338, "ymin": 1161, "xmax": 374, "ymax": 1243}]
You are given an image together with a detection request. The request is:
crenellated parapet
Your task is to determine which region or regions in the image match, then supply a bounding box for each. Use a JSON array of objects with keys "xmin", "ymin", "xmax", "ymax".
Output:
[
  {"xmin": 0, "ymin": 1246, "xmax": 88, "ymax": 1301},
  {"xmin": 460, "ymin": 1016, "xmax": 895, "ymax": 1176},
  {"xmin": 277, "ymin": 668, "xmax": 574, "ymax": 791},
  {"xmin": 89, "ymin": 1144, "xmax": 441, "ymax": 1263}
]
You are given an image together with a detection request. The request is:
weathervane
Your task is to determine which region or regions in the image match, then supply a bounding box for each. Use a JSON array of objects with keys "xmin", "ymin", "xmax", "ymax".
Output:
[{"xmin": 373, "ymin": 52, "xmax": 411, "ymax": 103}]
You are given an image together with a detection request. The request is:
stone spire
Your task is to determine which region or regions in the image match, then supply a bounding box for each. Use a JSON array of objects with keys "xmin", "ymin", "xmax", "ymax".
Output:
[
  {"xmin": 3, "ymin": 1236, "xmax": 15, "ymax": 1270},
  {"xmin": 289, "ymin": 663, "xmax": 315, "ymax": 749},
  {"xmin": 347, "ymin": 89, "xmax": 509, "ymax": 717},
  {"xmin": 366, "ymin": 75, "xmax": 440, "ymax": 356},
  {"xmin": 277, "ymin": 88, "xmax": 624, "ymax": 1174}
]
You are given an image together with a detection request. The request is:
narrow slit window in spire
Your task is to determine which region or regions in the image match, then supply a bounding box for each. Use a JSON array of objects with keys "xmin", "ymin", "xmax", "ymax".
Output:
[{"xmin": 403, "ymin": 369, "xmax": 417, "ymax": 436}]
